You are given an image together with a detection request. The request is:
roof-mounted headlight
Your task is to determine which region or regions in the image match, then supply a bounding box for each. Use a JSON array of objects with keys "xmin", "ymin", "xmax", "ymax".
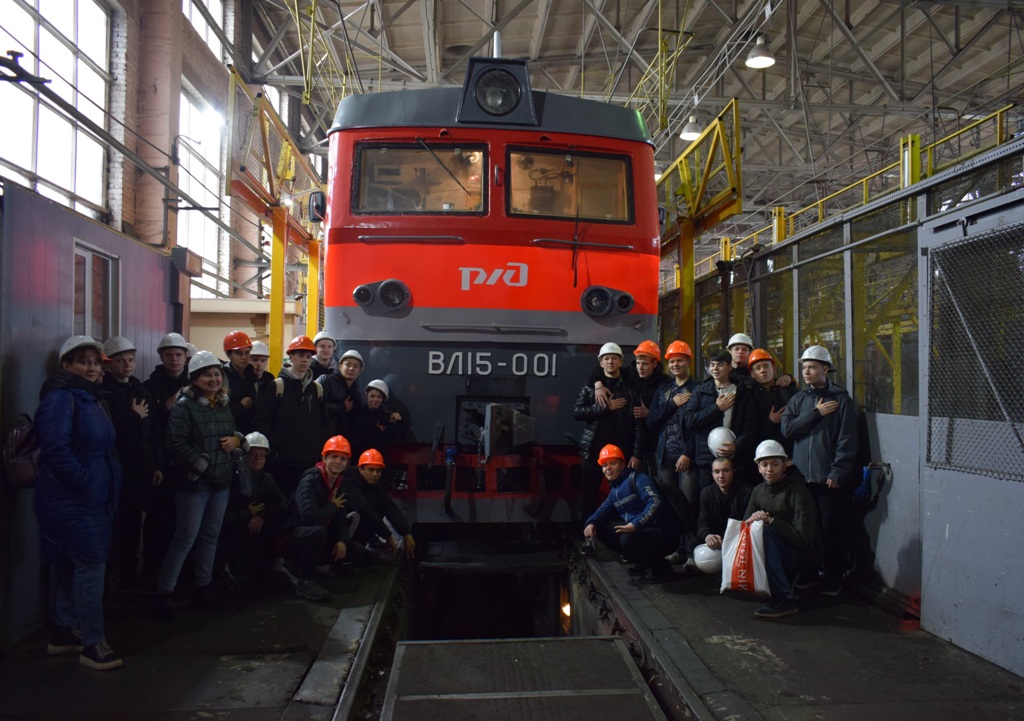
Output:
[{"xmin": 475, "ymin": 68, "xmax": 521, "ymax": 116}]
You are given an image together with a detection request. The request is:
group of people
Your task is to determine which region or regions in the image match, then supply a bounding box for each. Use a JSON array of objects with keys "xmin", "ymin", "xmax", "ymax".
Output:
[
  {"xmin": 33, "ymin": 330, "xmax": 415, "ymax": 671},
  {"xmin": 575, "ymin": 335, "xmax": 858, "ymax": 618}
]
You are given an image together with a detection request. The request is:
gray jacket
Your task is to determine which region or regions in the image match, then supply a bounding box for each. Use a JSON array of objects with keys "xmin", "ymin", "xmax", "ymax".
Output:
[{"xmin": 780, "ymin": 382, "xmax": 858, "ymax": 485}]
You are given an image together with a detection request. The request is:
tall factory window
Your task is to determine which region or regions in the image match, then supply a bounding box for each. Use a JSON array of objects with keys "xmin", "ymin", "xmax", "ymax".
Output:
[
  {"xmin": 182, "ymin": 0, "xmax": 224, "ymax": 59},
  {"xmin": 74, "ymin": 242, "xmax": 119, "ymax": 340},
  {"xmin": 0, "ymin": 0, "xmax": 111, "ymax": 218},
  {"xmin": 176, "ymin": 90, "xmax": 226, "ymax": 298}
]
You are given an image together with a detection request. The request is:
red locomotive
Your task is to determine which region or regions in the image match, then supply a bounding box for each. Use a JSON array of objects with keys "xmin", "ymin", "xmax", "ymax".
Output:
[{"xmin": 314, "ymin": 58, "xmax": 660, "ymax": 523}]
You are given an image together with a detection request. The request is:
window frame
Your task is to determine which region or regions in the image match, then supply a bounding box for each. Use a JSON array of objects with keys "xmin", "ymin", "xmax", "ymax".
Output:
[{"xmin": 73, "ymin": 239, "xmax": 120, "ymax": 339}]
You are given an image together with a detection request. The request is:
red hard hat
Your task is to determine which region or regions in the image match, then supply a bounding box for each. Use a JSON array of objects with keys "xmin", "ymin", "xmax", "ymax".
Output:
[
  {"xmin": 223, "ymin": 330, "xmax": 253, "ymax": 353},
  {"xmin": 322, "ymin": 435, "xmax": 352, "ymax": 458},
  {"xmin": 597, "ymin": 444, "xmax": 626, "ymax": 466},
  {"xmin": 358, "ymin": 449, "xmax": 385, "ymax": 468},
  {"xmin": 665, "ymin": 340, "xmax": 693, "ymax": 359},
  {"xmin": 633, "ymin": 340, "xmax": 661, "ymax": 362},
  {"xmin": 748, "ymin": 348, "xmax": 775, "ymax": 368},
  {"xmin": 287, "ymin": 335, "xmax": 316, "ymax": 354}
]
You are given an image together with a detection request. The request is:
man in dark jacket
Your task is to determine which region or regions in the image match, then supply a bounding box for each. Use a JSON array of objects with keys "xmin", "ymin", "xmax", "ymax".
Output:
[
  {"xmin": 219, "ymin": 432, "xmax": 287, "ymax": 582},
  {"xmin": 221, "ymin": 330, "xmax": 257, "ymax": 434},
  {"xmin": 697, "ymin": 457, "xmax": 752, "ymax": 551},
  {"xmin": 343, "ymin": 449, "xmax": 416, "ymax": 558},
  {"xmin": 319, "ymin": 349, "xmax": 364, "ymax": 438},
  {"xmin": 646, "ymin": 340, "xmax": 698, "ymax": 562},
  {"xmin": 573, "ymin": 342, "xmax": 646, "ymax": 518},
  {"xmin": 102, "ymin": 336, "xmax": 158, "ymax": 590},
  {"xmin": 684, "ymin": 350, "xmax": 758, "ymax": 488},
  {"xmin": 749, "ymin": 349, "xmax": 797, "ymax": 457},
  {"xmin": 745, "ymin": 440, "xmax": 823, "ymax": 618},
  {"xmin": 781, "ymin": 345, "xmax": 858, "ymax": 597},
  {"xmin": 280, "ymin": 436, "xmax": 356, "ymax": 601},
  {"xmin": 254, "ymin": 335, "xmax": 330, "ymax": 498},
  {"xmin": 141, "ymin": 332, "xmax": 191, "ymax": 583}
]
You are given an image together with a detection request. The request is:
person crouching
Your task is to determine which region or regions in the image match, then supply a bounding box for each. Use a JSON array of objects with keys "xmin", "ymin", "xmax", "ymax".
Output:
[{"xmin": 582, "ymin": 444, "xmax": 680, "ymax": 584}]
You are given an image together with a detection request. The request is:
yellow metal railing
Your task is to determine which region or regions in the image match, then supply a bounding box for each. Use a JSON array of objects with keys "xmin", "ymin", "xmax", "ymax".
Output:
[{"xmin": 695, "ymin": 104, "xmax": 1016, "ymax": 282}]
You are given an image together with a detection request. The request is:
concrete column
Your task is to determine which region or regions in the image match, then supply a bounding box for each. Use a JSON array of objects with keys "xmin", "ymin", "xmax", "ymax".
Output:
[{"xmin": 135, "ymin": 0, "xmax": 184, "ymax": 247}]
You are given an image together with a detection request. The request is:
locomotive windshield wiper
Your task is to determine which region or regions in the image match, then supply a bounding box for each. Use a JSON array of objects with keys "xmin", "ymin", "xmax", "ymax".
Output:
[{"xmin": 416, "ymin": 137, "xmax": 470, "ymax": 195}]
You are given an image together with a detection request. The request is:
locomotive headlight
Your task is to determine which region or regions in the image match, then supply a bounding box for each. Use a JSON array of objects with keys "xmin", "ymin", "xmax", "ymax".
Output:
[
  {"xmin": 475, "ymin": 68, "xmax": 521, "ymax": 116},
  {"xmin": 581, "ymin": 286, "xmax": 634, "ymax": 317},
  {"xmin": 378, "ymin": 279, "xmax": 412, "ymax": 310},
  {"xmin": 353, "ymin": 285, "xmax": 374, "ymax": 307},
  {"xmin": 580, "ymin": 286, "xmax": 614, "ymax": 317}
]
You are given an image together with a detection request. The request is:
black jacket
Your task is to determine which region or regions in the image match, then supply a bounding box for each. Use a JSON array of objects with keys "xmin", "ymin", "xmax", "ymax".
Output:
[
  {"xmin": 745, "ymin": 466, "xmax": 823, "ymax": 562},
  {"xmin": 143, "ymin": 364, "xmax": 189, "ymax": 470},
  {"xmin": 223, "ymin": 468, "xmax": 287, "ymax": 533},
  {"xmin": 222, "ymin": 361, "xmax": 257, "ymax": 434},
  {"xmin": 342, "ymin": 466, "xmax": 412, "ymax": 541},
  {"xmin": 696, "ymin": 482, "xmax": 752, "ymax": 542},
  {"xmin": 573, "ymin": 375, "xmax": 645, "ymax": 462},
  {"xmin": 281, "ymin": 463, "xmax": 345, "ymax": 531},
  {"xmin": 318, "ymin": 373, "xmax": 362, "ymax": 438},
  {"xmin": 254, "ymin": 369, "xmax": 330, "ymax": 469},
  {"xmin": 102, "ymin": 373, "xmax": 157, "ymax": 483},
  {"xmin": 751, "ymin": 381, "xmax": 797, "ymax": 455},
  {"xmin": 646, "ymin": 377, "xmax": 697, "ymax": 467},
  {"xmin": 684, "ymin": 379, "xmax": 758, "ymax": 468}
]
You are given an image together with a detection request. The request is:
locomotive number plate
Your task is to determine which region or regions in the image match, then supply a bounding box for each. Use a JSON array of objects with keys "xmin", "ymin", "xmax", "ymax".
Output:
[{"xmin": 427, "ymin": 351, "xmax": 559, "ymax": 377}]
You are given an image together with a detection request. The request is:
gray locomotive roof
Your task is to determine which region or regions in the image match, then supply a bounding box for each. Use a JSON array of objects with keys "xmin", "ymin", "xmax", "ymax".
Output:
[{"xmin": 329, "ymin": 87, "xmax": 652, "ymax": 144}]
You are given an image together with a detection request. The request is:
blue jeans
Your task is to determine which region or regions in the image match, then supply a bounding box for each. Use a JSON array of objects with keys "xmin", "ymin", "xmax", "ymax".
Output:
[
  {"xmin": 158, "ymin": 488, "xmax": 229, "ymax": 593},
  {"xmin": 53, "ymin": 548, "xmax": 106, "ymax": 646},
  {"xmin": 763, "ymin": 523, "xmax": 799, "ymax": 599}
]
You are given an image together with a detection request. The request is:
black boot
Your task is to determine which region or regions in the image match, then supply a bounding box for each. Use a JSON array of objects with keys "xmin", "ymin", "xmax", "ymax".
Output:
[
  {"xmin": 154, "ymin": 593, "xmax": 176, "ymax": 621},
  {"xmin": 192, "ymin": 585, "xmax": 225, "ymax": 610}
]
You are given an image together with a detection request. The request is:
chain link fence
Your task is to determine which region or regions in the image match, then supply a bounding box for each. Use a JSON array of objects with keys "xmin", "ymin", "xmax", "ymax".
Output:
[{"xmin": 928, "ymin": 223, "xmax": 1024, "ymax": 481}]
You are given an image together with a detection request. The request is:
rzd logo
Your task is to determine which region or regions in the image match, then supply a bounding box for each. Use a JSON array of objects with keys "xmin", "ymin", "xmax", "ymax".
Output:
[{"xmin": 458, "ymin": 262, "xmax": 528, "ymax": 291}]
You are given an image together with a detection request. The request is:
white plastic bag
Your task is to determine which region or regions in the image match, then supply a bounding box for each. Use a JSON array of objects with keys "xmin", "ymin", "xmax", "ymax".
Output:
[{"xmin": 720, "ymin": 518, "xmax": 769, "ymax": 594}]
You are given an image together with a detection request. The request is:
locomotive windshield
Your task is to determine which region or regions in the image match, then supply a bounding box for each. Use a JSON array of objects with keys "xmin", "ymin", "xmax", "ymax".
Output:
[
  {"xmin": 353, "ymin": 143, "xmax": 486, "ymax": 214},
  {"xmin": 508, "ymin": 149, "xmax": 633, "ymax": 224}
]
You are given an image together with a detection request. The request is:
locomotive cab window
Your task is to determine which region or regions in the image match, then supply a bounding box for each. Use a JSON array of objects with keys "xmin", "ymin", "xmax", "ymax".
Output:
[
  {"xmin": 353, "ymin": 143, "xmax": 486, "ymax": 214},
  {"xmin": 508, "ymin": 149, "xmax": 633, "ymax": 223}
]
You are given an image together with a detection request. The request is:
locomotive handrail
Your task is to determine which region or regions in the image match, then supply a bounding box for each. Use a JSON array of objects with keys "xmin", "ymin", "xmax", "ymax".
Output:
[
  {"xmin": 357, "ymin": 235, "xmax": 465, "ymax": 243},
  {"xmin": 531, "ymin": 238, "xmax": 635, "ymax": 251},
  {"xmin": 420, "ymin": 323, "xmax": 567, "ymax": 335}
]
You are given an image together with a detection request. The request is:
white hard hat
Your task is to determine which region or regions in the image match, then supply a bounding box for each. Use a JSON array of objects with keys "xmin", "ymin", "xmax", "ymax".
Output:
[
  {"xmin": 693, "ymin": 544, "xmax": 722, "ymax": 574},
  {"xmin": 188, "ymin": 350, "xmax": 220, "ymax": 377},
  {"xmin": 245, "ymin": 432, "xmax": 270, "ymax": 450},
  {"xmin": 251, "ymin": 340, "xmax": 270, "ymax": 357},
  {"xmin": 186, "ymin": 343, "xmax": 198, "ymax": 357},
  {"xmin": 598, "ymin": 342, "xmax": 623, "ymax": 358},
  {"xmin": 800, "ymin": 345, "xmax": 833, "ymax": 367},
  {"xmin": 707, "ymin": 427, "xmax": 737, "ymax": 456},
  {"xmin": 157, "ymin": 332, "xmax": 189, "ymax": 352},
  {"xmin": 366, "ymin": 379, "xmax": 390, "ymax": 400},
  {"xmin": 313, "ymin": 330, "xmax": 336, "ymax": 347},
  {"xmin": 340, "ymin": 349, "xmax": 364, "ymax": 366},
  {"xmin": 727, "ymin": 333, "xmax": 754, "ymax": 349},
  {"xmin": 59, "ymin": 335, "xmax": 103, "ymax": 361},
  {"xmin": 754, "ymin": 439, "xmax": 788, "ymax": 462},
  {"xmin": 103, "ymin": 336, "xmax": 135, "ymax": 357}
]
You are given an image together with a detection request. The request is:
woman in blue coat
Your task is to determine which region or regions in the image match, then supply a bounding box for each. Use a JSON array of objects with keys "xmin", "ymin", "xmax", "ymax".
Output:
[{"xmin": 35, "ymin": 336, "xmax": 123, "ymax": 670}]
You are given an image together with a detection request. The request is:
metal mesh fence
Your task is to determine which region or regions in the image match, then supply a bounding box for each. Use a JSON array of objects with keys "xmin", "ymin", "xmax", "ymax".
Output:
[
  {"xmin": 928, "ymin": 223, "xmax": 1024, "ymax": 481},
  {"xmin": 927, "ymin": 149, "xmax": 1024, "ymax": 216}
]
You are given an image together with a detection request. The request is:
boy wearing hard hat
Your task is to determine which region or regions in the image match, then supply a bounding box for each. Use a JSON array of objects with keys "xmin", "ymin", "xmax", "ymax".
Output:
[
  {"xmin": 744, "ymin": 440, "xmax": 822, "ymax": 618},
  {"xmin": 781, "ymin": 345, "xmax": 857, "ymax": 597}
]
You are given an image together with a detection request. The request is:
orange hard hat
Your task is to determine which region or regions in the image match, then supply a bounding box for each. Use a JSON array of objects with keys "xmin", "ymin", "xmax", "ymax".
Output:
[
  {"xmin": 665, "ymin": 340, "xmax": 693, "ymax": 359},
  {"xmin": 287, "ymin": 335, "xmax": 316, "ymax": 354},
  {"xmin": 358, "ymin": 449, "xmax": 385, "ymax": 468},
  {"xmin": 597, "ymin": 444, "xmax": 626, "ymax": 466},
  {"xmin": 223, "ymin": 330, "xmax": 253, "ymax": 353},
  {"xmin": 633, "ymin": 340, "xmax": 661, "ymax": 362},
  {"xmin": 322, "ymin": 435, "xmax": 352, "ymax": 458},
  {"xmin": 748, "ymin": 348, "xmax": 775, "ymax": 368}
]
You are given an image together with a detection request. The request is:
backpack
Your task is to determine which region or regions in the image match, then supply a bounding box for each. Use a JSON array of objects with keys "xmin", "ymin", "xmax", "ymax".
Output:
[
  {"xmin": 4, "ymin": 414, "xmax": 40, "ymax": 489},
  {"xmin": 274, "ymin": 377, "xmax": 324, "ymax": 400}
]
